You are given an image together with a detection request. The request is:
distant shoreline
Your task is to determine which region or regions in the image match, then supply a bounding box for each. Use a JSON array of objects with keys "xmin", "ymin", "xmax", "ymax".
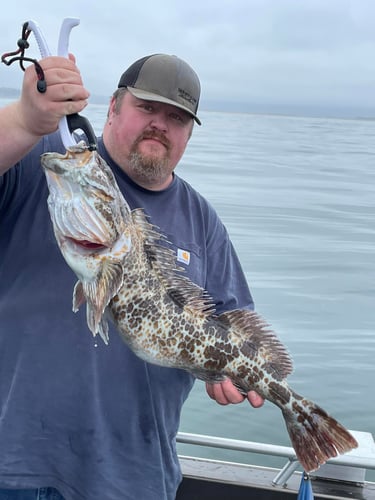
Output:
[{"xmin": 1, "ymin": 88, "xmax": 375, "ymax": 121}]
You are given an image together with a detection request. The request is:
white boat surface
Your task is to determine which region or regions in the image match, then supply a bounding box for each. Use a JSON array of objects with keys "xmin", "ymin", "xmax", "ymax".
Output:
[{"xmin": 176, "ymin": 430, "xmax": 375, "ymax": 499}]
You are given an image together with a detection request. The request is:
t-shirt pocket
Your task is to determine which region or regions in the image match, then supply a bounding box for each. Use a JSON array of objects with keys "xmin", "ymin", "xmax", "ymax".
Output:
[{"xmin": 163, "ymin": 238, "xmax": 206, "ymax": 289}]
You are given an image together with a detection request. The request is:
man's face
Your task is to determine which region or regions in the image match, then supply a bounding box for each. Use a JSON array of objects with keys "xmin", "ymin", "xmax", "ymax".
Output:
[{"xmin": 103, "ymin": 91, "xmax": 194, "ymax": 190}]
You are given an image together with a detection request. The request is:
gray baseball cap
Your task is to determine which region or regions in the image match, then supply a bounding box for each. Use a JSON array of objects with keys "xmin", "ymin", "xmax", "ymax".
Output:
[{"xmin": 118, "ymin": 54, "xmax": 201, "ymax": 125}]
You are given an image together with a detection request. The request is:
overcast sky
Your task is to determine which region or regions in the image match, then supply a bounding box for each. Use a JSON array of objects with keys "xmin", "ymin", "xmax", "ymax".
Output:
[{"xmin": 1, "ymin": 0, "xmax": 375, "ymax": 117}]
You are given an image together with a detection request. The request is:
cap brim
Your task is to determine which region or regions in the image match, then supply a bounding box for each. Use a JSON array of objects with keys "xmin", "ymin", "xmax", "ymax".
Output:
[{"xmin": 127, "ymin": 87, "xmax": 201, "ymax": 125}]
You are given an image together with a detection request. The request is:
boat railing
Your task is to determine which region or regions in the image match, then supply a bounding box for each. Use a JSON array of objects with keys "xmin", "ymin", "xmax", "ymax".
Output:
[{"xmin": 176, "ymin": 430, "xmax": 375, "ymax": 486}]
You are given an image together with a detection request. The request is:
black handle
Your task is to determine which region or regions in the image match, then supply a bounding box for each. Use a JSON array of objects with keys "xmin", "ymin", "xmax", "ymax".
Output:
[{"xmin": 67, "ymin": 113, "xmax": 98, "ymax": 151}]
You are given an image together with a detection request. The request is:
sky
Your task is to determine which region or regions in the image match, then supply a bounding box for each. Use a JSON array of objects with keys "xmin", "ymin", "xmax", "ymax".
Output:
[{"xmin": 1, "ymin": 0, "xmax": 375, "ymax": 117}]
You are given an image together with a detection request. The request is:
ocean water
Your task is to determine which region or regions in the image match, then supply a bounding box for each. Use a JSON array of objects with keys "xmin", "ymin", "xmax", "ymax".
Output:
[
  {"xmin": 2, "ymin": 98, "xmax": 374, "ymax": 477},
  {"xmin": 87, "ymin": 106, "xmax": 375, "ymax": 479},
  {"xmin": 175, "ymin": 111, "xmax": 375, "ymax": 479}
]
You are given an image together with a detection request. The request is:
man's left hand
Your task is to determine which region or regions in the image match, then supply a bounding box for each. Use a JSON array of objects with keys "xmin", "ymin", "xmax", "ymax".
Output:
[{"xmin": 206, "ymin": 379, "xmax": 264, "ymax": 408}]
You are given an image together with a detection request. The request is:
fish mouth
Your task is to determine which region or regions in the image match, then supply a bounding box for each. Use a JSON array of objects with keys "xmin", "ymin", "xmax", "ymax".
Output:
[{"xmin": 66, "ymin": 237, "xmax": 109, "ymax": 251}]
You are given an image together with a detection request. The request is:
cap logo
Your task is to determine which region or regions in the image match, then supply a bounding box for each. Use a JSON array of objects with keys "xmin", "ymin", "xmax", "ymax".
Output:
[{"xmin": 178, "ymin": 88, "xmax": 197, "ymax": 106}]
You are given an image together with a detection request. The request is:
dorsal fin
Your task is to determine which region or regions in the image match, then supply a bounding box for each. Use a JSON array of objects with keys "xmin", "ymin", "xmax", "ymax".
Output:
[
  {"xmin": 218, "ymin": 309, "xmax": 294, "ymax": 379},
  {"xmin": 131, "ymin": 208, "xmax": 216, "ymax": 317}
]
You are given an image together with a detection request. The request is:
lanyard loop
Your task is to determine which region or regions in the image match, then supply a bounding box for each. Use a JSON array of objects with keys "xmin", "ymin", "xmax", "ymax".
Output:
[{"xmin": 1, "ymin": 22, "xmax": 47, "ymax": 92}]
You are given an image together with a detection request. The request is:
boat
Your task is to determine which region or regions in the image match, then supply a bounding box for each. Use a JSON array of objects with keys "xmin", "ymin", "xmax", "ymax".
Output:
[{"xmin": 175, "ymin": 430, "xmax": 375, "ymax": 499}]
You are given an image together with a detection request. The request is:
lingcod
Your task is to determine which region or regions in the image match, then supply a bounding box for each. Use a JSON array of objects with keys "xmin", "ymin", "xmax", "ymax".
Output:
[{"xmin": 40, "ymin": 142, "xmax": 358, "ymax": 473}]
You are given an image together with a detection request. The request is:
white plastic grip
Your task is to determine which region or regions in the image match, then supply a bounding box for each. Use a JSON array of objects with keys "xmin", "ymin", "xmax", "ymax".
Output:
[{"xmin": 27, "ymin": 18, "xmax": 80, "ymax": 148}]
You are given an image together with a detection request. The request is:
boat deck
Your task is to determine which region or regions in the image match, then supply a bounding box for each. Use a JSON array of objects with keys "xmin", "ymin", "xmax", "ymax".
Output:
[{"xmin": 176, "ymin": 431, "xmax": 375, "ymax": 499}]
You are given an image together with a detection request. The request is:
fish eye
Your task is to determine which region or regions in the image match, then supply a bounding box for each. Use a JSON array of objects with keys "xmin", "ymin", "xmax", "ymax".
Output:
[
  {"xmin": 95, "ymin": 188, "xmax": 114, "ymax": 202},
  {"xmin": 86, "ymin": 186, "xmax": 114, "ymax": 202}
]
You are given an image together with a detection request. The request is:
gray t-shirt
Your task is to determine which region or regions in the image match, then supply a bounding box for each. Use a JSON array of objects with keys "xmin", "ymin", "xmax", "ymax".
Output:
[{"xmin": 0, "ymin": 133, "xmax": 254, "ymax": 500}]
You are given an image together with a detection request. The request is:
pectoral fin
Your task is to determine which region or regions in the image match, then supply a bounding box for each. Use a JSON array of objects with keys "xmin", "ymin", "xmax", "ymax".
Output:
[
  {"xmin": 71, "ymin": 258, "xmax": 124, "ymax": 343},
  {"xmin": 73, "ymin": 281, "xmax": 86, "ymax": 312}
]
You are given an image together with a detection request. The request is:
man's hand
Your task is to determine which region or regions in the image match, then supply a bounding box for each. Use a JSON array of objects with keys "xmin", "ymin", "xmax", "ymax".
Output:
[
  {"xmin": 0, "ymin": 54, "xmax": 90, "ymax": 173},
  {"xmin": 19, "ymin": 54, "xmax": 90, "ymax": 137},
  {"xmin": 206, "ymin": 379, "xmax": 264, "ymax": 408}
]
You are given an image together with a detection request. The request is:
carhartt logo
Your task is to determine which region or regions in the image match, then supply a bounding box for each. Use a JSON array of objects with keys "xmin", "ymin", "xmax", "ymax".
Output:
[{"xmin": 177, "ymin": 248, "xmax": 190, "ymax": 265}]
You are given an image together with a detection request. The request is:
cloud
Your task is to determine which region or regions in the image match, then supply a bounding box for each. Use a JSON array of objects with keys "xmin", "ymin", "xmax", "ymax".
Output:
[{"xmin": 1, "ymin": 0, "xmax": 375, "ymax": 116}]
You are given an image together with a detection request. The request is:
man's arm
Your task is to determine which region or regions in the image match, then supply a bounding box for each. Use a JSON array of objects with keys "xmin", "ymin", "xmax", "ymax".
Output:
[{"xmin": 0, "ymin": 55, "xmax": 89, "ymax": 174}]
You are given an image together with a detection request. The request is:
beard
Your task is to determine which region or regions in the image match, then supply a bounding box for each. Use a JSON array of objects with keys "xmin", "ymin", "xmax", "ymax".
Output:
[
  {"xmin": 128, "ymin": 130, "xmax": 172, "ymax": 187},
  {"xmin": 128, "ymin": 151, "xmax": 170, "ymax": 186}
]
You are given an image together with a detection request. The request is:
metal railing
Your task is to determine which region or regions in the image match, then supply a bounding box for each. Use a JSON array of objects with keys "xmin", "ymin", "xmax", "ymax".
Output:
[{"xmin": 176, "ymin": 430, "xmax": 375, "ymax": 486}]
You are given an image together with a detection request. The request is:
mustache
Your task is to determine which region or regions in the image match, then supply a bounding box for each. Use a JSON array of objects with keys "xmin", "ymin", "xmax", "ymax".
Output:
[{"xmin": 135, "ymin": 130, "xmax": 171, "ymax": 150}]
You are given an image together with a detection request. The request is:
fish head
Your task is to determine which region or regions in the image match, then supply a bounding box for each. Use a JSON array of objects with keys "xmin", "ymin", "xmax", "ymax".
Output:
[
  {"xmin": 41, "ymin": 141, "xmax": 130, "ymax": 245},
  {"xmin": 41, "ymin": 142, "xmax": 132, "ymax": 341}
]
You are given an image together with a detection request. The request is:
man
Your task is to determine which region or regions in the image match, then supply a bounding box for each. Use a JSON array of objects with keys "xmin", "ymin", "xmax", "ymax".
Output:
[{"xmin": 0, "ymin": 53, "xmax": 263, "ymax": 499}]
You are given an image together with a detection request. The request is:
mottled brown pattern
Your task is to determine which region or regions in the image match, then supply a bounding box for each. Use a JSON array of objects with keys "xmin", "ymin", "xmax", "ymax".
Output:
[
  {"xmin": 239, "ymin": 339, "xmax": 257, "ymax": 359},
  {"xmin": 269, "ymin": 381, "xmax": 291, "ymax": 406},
  {"xmin": 41, "ymin": 145, "xmax": 358, "ymax": 474}
]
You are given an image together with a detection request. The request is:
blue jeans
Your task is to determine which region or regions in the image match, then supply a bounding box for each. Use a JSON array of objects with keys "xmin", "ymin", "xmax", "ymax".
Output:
[{"xmin": 0, "ymin": 488, "xmax": 64, "ymax": 500}]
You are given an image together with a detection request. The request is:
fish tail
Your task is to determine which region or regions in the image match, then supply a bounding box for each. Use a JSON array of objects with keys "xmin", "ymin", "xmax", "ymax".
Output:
[{"xmin": 282, "ymin": 394, "xmax": 358, "ymax": 472}]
